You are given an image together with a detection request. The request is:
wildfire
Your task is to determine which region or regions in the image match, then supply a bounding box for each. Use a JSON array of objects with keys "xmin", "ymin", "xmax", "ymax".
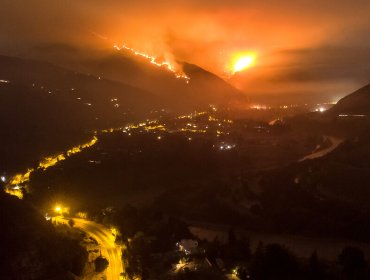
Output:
[
  {"xmin": 227, "ymin": 51, "xmax": 257, "ymax": 75},
  {"xmin": 114, "ymin": 44, "xmax": 190, "ymax": 83},
  {"xmin": 234, "ymin": 55, "xmax": 255, "ymax": 72}
]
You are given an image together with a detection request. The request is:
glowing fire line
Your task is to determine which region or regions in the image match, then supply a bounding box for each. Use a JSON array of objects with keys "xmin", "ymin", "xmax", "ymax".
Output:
[{"xmin": 114, "ymin": 44, "xmax": 190, "ymax": 83}]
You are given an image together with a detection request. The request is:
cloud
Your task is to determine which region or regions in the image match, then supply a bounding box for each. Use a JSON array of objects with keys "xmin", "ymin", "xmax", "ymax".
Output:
[
  {"xmin": 264, "ymin": 46, "xmax": 370, "ymax": 83},
  {"xmin": 230, "ymin": 45, "xmax": 370, "ymax": 102}
]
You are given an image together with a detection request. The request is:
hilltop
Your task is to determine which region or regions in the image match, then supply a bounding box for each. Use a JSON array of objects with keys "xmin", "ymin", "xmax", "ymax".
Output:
[{"xmin": 329, "ymin": 83, "xmax": 370, "ymax": 116}]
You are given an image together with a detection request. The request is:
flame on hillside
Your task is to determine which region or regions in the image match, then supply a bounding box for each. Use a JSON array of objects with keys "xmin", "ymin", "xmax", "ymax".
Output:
[{"xmin": 114, "ymin": 44, "xmax": 190, "ymax": 83}]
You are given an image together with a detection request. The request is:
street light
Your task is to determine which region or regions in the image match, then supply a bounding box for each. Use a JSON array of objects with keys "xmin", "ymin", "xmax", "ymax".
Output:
[
  {"xmin": 53, "ymin": 204, "xmax": 70, "ymax": 217},
  {"xmin": 55, "ymin": 205, "xmax": 62, "ymax": 214}
]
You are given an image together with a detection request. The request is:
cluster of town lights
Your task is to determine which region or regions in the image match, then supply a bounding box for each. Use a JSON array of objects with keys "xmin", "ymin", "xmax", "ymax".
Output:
[{"xmin": 4, "ymin": 106, "xmax": 236, "ymax": 200}]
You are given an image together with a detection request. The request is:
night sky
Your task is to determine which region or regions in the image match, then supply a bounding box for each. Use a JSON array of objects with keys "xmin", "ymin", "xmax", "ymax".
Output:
[{"xmin": 1, "ymin": 0, "xmax": 369, "ymax": 101}]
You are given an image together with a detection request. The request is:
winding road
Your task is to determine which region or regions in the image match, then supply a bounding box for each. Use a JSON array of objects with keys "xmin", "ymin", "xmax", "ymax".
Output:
[
  {"xmin": 55, "ymin": 217, "xmax": 123, "ymax": 280},
  {"xmin": 299, "ymin": 136, "xmax": 344, "ymax": 162}
]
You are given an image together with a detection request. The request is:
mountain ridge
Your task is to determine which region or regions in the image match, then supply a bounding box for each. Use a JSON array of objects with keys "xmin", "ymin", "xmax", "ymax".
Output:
[
  {"xmin": 328, "ymin": 83, "xmax": 370, "ymax": 116},
  {"xmin": 25, "ymin": 44, "xmax": 248, "ymax": 110}
]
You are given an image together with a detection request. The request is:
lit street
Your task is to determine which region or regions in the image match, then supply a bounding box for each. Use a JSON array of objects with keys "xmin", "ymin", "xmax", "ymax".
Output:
[{"xmin": 55, "ymin": 217, "xmax": 123, "ymax": 280}]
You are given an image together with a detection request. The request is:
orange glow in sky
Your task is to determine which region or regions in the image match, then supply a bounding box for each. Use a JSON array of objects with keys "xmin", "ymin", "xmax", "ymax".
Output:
[
  {"xmin": 233, "ymin": 54, "xmax": 256, "ymax": 73},
  {"xmin": 2, "ymin": 0, "xmax": 367, "ymax": 101},
  {"xmin": 227, "ymin": 52, "xmax": 256, "ymax": 75}
]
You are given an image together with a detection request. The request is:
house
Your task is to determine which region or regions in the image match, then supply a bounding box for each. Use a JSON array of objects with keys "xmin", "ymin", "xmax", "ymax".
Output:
[{"xmin": 177, "ymin": 239, "xmax": 199, "ymax": 255}]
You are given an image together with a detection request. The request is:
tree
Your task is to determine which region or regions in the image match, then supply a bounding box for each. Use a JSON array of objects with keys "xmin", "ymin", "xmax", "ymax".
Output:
[
  {"xmin": 167, "ymin": 268, "xmax": 226, "ymax": 280},
  {"xmin": 122, "ymin": 234, "xmax": 151, "ymax": 280},
  {"xmin": 114, "ymin": 204, "xmax": 140, "ymax": 240},
  {"xmin": 68, "ymin": 218, "xmax": 75, "ymax": 228},
  {"xmin": 250, "ymin": 243, "xmax": 300, "ymax": 280},
  {"xmin": 237, "ymin": 266, "xmax": 249, "ymax": 280},
  {"xmin": 305, "ymin": 251, "xmax": 325, "ymax": 280},
  {"xmin": 338, "ymin": 246, "xmax": 368, "ymax": 279},
  {"xmin": 206, "ymin": 237, "xmax": 222, "ymax": 260},
  {"xmin": 227, "ymin": 235, "xmax": 251, "ymax": 262},
  {"xmin": 228, "ymin": 227, "xmax": 237, "ymax": 246},
  {"xmin": 95, "ymin": 256, "xmax": 109, "ymax": 273}
]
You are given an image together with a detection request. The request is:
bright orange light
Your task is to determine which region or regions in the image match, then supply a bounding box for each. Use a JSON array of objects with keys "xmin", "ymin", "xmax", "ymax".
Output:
[
  {"xmin": 233, "ymin": 54, "xmax": 256, "ymax": 73},
  {"xmin": 55, "ymin": 206, "xmax": 61, "ymax": 212},
  {"xmin": 227, "ymin": 52, "xmax": 257, "ymax": 75}
]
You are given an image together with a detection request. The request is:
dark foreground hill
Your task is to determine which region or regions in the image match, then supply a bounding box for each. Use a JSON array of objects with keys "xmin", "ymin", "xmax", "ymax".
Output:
[
  {"xmin": 285, "ymin": 83, "xmax": 370, "ymax": 137},
  {"xmin": 0, "ymin": 191, "xmax": 87, "ymax": 279}
]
